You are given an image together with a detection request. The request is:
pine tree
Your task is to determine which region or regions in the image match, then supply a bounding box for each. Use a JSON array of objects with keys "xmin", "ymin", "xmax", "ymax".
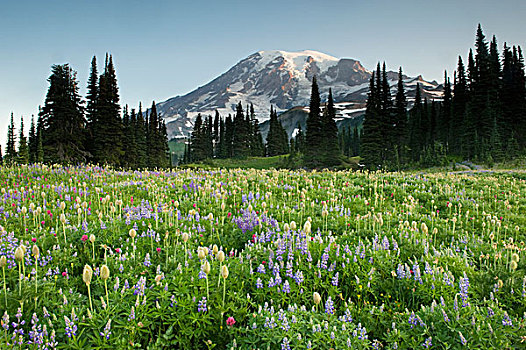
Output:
[
  {"xmin": 147, "ymin": 101, "xmax": 162, "ymax": 168},
  {"xmin": 321, "ymin": 88, "xmax": 340, "ymax": 166},
  {"xmin": 407, "ymin": 83, "xmax": 423, "ymax": 162},
  {"xmin": 17, "ymin": 116, "xmax": 29, "ymax": 164},
  {"xmin": 38, "ymin": 64, "xmax": 86, "ymax": 163},
  {"xmin": 265, "ymin": 106, "xmax": 289, "ymax": 156},
  {"xmin": 5, "ymin": 113, "xmax": 17, "ymax": 164},
  {"xmin": 133, "ymin": 104, "xmax": 147, "ymax": 168},
  {"xmin": 28, "ymin": 116, "xmax": 37, "ymax": 163},
  {"xmin": 452, "ymin": 57, "xmax": 468, "ymax": 155},
  {"xmin": 85, "ymin": 56, "xmax": 98, "ymax": 158},
  {"xmin": 361, "ymin": 72, "xmax": 383, "ymax": 168},
  {"xmin": 305, "ymin": 76, "xmax": 322, "ymax": 167},
  {"xmin": 191, "ymin": 113, "xmax": 206, "ymax": 161},
  {"xmin": 92, "ymin": 54, "xmax": 122, "ymax": 165},
  {"xmin": 232, "ymin": 103, "xmax": 250, "ymax": 158},
  {"xmin": 394, "ymin": 67, "xmax": 407, "ymax": 164},
  {"xmin": 36, "ymin": 116, "xmax": 44, "ymax": 162},
  {"xmin": 295, "ymin": 123, "xmax": 306, "ymax": 154},
  {"xmin": 225, "ymin": 115, "xmax": 234, "ymax": 158},
  {"xmin": 218, "ymin": 117, "xmax": 226, "ymax": 158},
  {"xmin": 213, "ymin": 110, "xmax": 220, "ymax": 156}
]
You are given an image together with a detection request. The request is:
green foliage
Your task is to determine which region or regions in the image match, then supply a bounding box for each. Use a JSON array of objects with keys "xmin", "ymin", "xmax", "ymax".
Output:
[{"xmin": 0, "ymin": 165, "xmax": 525, "ymax": 349}]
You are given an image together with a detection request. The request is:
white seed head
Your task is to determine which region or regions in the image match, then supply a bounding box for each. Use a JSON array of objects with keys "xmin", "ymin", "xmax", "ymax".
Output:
[
  {"xmin": 100, "ymin": 265, "xmax": 110, "ymax": 280},
  {"xmin": 221, "ymin": 265, "xmax": 229, "ymax": 279},
  {"xmin": 313, "ymin": 292, "xmax": 321, "ymax": 305},
  {"xmin": 15, "ymin": 246, "xmax": 24, "ymax": 262},
  {"xmin": 83, "ymin": 265, "xmax": 93, "ymax": 285},
  {"xmin": 32, "ymin": 245, "xmax": 40, "ymax": 259}
]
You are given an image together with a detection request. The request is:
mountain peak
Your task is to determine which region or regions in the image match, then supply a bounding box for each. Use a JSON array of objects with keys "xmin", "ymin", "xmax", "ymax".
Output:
[{"xmin": 156, "ymin": 50, "xmax": 441, "ymax": 140}]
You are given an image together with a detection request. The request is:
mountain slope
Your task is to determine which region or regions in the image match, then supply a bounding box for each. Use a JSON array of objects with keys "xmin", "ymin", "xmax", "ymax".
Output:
[{"xmin": 157, "ymin": 50, "xmax": 442, "ymax": 139}]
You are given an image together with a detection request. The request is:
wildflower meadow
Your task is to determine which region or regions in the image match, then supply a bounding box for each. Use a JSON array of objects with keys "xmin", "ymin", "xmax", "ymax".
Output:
[{"xmin": 0, "ymin": 164, "xmax": 525, "ymax": 349}]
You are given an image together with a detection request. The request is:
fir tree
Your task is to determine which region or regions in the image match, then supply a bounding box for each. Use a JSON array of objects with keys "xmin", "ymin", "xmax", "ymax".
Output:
[
  {"xmin": 38, "ymin": 64, "xmax": 86, "ymax": 163},
  {"xmin": 305, "ymin": 76, "xmax": 322, "ymax": 167},
  {"xmin": 361, "ymin": 72, "xmax": 383, "ymax": 168},
  {"xmin": 85, "ymin": 56, "xmax": 98, "ymax": 157},
  {"xmin": 135, "ymin": 103, "xmax": 148, "ymax": 168},
  {"xmin": 5, "ymin": 113, "xmax": 17, "ymax": 164},
  {"xmin": 92, "ymin": 54, "xmax": 122, "ymax": 165},
  {"xmin": 17, "ymin": 116, "xmax": 29, "ymax": 164},
  {"xmin": 265, "ymin": 106, "xmax": 289, "ymax": 156},
  {"xmin": 28, "ymin": 116, "xmax": 37, "ymax": 163},
  {"xmin": 393, "ymin": 67, "xmax": 407, "ymax": 163},
  {"xmin": 321, "ymin": 88, "xmax": 340, "ymax": 166}
]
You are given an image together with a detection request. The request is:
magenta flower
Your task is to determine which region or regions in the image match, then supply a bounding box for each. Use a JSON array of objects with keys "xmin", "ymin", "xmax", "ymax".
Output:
[
  {"xmin": 81, "ymin": 235, "xmax": 88, "ymax": 242},
  {"xmin": 226, "ymin": 317, "xmax": 236, "ymax": 327}
]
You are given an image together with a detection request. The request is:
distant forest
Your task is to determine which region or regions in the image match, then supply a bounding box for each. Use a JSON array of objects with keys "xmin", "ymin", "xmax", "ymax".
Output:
[
  {"xmin": 187, "ymin": 25, "xmax": 525, "ymax": 169},
  {"xmin": 3, "ymin": 55, "xmax": 170, "ymax": 168},
  {"xmin": 3, "ymin": 25, "xmax": 525, "ymax": 170}
]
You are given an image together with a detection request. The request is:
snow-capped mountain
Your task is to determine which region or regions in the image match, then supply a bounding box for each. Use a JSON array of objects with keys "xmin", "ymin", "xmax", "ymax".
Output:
[{"xmin": 157, "ymin": 50, "xmax": 442, "ymax": 139}]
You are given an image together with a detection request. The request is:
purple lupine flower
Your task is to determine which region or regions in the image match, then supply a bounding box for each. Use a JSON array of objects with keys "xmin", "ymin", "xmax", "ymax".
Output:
[
  {"xmin": 422, "ymin": 337, "xmax": 432, "ymax": 348},
  {"xmin": 396, "ymin": 264, "xmax": 406, "ymax": 279},
  {"xmin": 459, "ymin": 332, "xmax": 467, "ymax": 346},
  {"xmin": 281, "ymin": 337, "xmax": 291, "ymax": 350},
  {"xmin": 294, "ymin": 270, "xmax": 304, "ymax": 284},
  {"xmin": 325, "ymin": 296, "xmax": 335, "ymax": 315},
  {"xmin": 502, "ymin": 313, "xmax": 513, "ymax": 326},
  {"xmin": 282, "ymin": 280, "xmax": 290, "ymax": 293},
  {"xmin": 442, "ymin": 309, "xmax": 450, "ymax": 323},
  {"xmin": 128, "ymin": 306, "xmax": 135, "ymax": 321},
  {"xmin": 257, "ymin": 264, "xmax": 265, "ymax": 274},
  {"xmin": 332, "ymin": 272, "xmax": 339, "ymax": 286},
  {"xmin": 408, "ymin": 312, "xmax": 418, "ymax": 328},
  {"xmin": 64, "ymin": 316, "xmax": 77, "ymax": 338},
  {"xmin": 198, "ymin": 297, "xmax": 207, "ymax": 313},
  {"xmin": 99, "ymin": 319, "xmax": 112, "ymax": 340},
  {"xmin": 459, "ymin": 273, "xmax": 469, "ymax": 307},
  {"xmin": 256, "ymin": 278, "xmax": 263, "ymax": 289},
  {"xmin": 143, "ymin": 253, "xmax": 151, "ymax": 267}
]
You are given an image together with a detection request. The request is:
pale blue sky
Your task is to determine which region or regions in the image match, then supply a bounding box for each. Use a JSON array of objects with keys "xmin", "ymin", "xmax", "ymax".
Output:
[{"xmin": 1, "ymin": 0, "xmax": 525, "ymax": 143}]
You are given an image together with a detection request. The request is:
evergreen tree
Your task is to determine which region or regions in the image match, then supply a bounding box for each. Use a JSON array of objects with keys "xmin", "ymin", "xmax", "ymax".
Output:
[
  {"xmin": 213, "ymin": 110, "xmax": 220, "ymax": 155},
  {"xmin": 295, "ymin": 123, "xmax": 306, "ymax": 154},
  {"xmin": 38, "ymin": 64, "xmax": 86, "ymax": 163},
  {"xmin": 36, "ymin": 116, "xmax": 44, "ymax": 162},
  {"xmin": 92, "ymin": 54, "xmax": 122, "ymax": 165},
  {"xmin": 361, "ymin": 72, "xmax": 383, "ymax": 168},
  {"xmin": 225, "ymin": 115, "xmax": 234, "ymax": 158},
  {"xmin": 146, "ymin": 101, "xmax": 162, "ymax": 168},
  {"xmin": 321, "ymin": 88, "xmax": 340, "ymax": 166},
  {"xmin": 232, "ymin": 103, "xmax": 250, "ymax": 158},
  {"xmin": 28, "ymin": 116, "xmax": 37, "ymax": 163},
  {"xmin": 17, "ymin": 116, "xmax": 29, "ymax": 164},
  {"xmin": 5, "ymin": 113, "xmax": 17, "ymax": 164},
  {"xmin": 190, "ymin": 113, "xmax": 206, "ymax": 161},
  {"xmin": 407, "ymin": 83, "xmax": 423, "ymax": 162},
  {"xmin": 393, "ymin": 67, "xmax": 407, "ymax": 164},
  {"xmin": 218, "ymin": 117, "xmax": 226, "ymax": 158},
  {"xmin": 159, "ymin": 120, "xmax": 171, "ymax": 167},
  {"xmin": 265, "ymin": 106, "xmax": 289, "ymax": 156},
  {"xmin": 85, "ymin": 56, "xmax": 98, "ymax": 157},
  {"xmin": 135, "ymin": 103, "xmax": 148, "ymax": 168},
  {"xmin": 305, "ymin": 76, "xmax": 323, "ymax": 167},
  {"xmin": 452, "ymin": 57, "xmax": 468, "ymax": 155}
]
